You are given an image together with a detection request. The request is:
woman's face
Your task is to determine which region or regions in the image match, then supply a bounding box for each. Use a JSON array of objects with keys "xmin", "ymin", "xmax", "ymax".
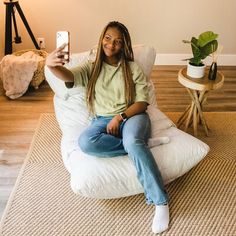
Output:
[{"xmin": 102, "ymin": 27, "xmax": 123, "ymax": 60}]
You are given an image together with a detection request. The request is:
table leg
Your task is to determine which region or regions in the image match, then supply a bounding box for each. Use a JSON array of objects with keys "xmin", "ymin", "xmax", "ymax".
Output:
[
  {"xmin": 197, "ymin": 91, "xmax": 207, "ymax": 125},
  {"xmin": 184, "ymin": 101, "xmax": 194, "ymax": 132},
  {"xmin": 192, "ymin": 91, "xmax": 209, "ymax": 136},
  {"xmin": 193, "ymin": 103, "xmax": 198, "ymax": 136},
  {"xmin": 177, "ymin": 104, "xmax": 191, "ymax": 127},
  {"xmin": 178, "ymin": 88, "xmax": 210, "ymax": 136},
  {"xmin": 198, "ymin": 91, "xmax": 210, "ymax": 130},
  {"xmin": 185, "ymin": 89, "xmax": 209, "ymax": 136}
]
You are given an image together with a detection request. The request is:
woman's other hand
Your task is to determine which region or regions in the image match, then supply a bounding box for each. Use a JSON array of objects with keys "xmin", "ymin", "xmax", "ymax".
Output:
[{"xmin": 106, "ymin": 115, "xmax": 122, "ymax": 137}]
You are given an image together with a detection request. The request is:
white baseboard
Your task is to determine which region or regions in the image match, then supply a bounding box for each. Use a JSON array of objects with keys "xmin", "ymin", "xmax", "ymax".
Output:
[{"xmin": 155, "ymin": 54, "xmax": 236, "ymax": 66}]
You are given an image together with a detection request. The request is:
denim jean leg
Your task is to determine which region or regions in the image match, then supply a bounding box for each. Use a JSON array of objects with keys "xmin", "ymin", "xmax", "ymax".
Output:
[
  {"xmin": 78, "ymin": 116, "xmax": 127, "ymax": 157},
  {"xmin": 122, "ymin": 113, "xmax": 169, "ymax": 205}
]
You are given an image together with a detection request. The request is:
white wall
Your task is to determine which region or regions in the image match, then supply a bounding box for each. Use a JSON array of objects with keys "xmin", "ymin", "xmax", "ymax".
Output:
[{"xmin": 1, "ymin": 0, "xmax": 236, "ymax": 64}]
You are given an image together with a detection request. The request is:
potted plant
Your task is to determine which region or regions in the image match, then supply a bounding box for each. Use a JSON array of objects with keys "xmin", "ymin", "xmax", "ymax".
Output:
[{"xmin": 183, "ymin": 31, "xmax": 218, "ymax": 78}]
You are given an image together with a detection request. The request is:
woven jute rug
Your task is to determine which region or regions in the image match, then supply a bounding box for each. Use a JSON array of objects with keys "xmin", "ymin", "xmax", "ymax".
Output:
[{"xmin": 1, "ymin": 112, "xmax": 236, "ymax": 236}]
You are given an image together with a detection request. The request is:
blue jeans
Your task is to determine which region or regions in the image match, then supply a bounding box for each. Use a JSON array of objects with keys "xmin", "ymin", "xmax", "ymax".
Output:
[{"xmin": 78, "ymin": 113, "xmax": 169, "ymax": 205}]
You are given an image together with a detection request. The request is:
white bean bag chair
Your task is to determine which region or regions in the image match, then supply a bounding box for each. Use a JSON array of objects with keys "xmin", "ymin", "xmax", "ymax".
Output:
[{"xmin": 45, "ymin": 45, "xmax": 209, "ymax": 199}]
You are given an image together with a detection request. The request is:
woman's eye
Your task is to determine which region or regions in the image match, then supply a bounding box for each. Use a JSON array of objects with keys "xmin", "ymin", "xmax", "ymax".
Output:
[
  {"xmin": 104, "ymin": 36, "xmax": 110, "ymax": 40},
  {"xmin": 115, "ymin": 40, "xmax": 122, "ymax": 46}
]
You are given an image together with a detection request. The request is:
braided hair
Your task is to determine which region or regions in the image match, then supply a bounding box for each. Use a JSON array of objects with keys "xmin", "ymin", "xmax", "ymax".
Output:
[{"xmin": 86, "ymin": 21, "xmax": 135, "ymax": 115}]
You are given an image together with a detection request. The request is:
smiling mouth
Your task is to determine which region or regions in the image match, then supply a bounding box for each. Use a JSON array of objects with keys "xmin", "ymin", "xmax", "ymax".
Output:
[
  {"xmin": 104, "ymin": 49, "xmax": 115, "ymax": 56},
  {"xmin": 104, "ymin": 46, "xmax": 114, "ymax": 51}
]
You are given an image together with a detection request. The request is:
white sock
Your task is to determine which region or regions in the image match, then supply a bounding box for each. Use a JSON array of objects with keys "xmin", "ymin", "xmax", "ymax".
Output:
[
  {"xmin": 148, "ymin": 137, "xmax": 170, "ymax": 148},
  {"xmin": 152, "ymin": 204, "xmax": 169, "ymax": 234}
]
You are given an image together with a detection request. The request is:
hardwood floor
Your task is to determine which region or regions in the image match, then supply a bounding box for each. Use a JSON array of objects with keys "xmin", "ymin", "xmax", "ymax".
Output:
[{"xmin": 0, "ymin": 65, "xmax": 236, "ymax": 219}]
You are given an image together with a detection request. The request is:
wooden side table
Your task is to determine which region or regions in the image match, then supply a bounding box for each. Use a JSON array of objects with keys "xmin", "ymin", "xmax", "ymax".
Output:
[{"xmin": 177, "ymin": 68, "xmax": 224, "ymax": 136}]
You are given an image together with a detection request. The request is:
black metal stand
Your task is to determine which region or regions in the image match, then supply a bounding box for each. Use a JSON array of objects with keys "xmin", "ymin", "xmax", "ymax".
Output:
[{"xmin": 4, "ymin": 0, "xmax": 39, "ymax": 55}]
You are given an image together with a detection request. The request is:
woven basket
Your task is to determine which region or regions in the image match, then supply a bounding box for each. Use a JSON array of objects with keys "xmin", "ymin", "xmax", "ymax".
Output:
[{"xmin": 13, "ymin": 49, "xmax": 48, "ymax": 89}]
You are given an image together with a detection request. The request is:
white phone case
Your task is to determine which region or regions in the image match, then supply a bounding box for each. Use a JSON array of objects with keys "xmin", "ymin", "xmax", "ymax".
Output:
[{"xmin": 56, "ymin": 31, "xmax": 70, "ymax": 60}]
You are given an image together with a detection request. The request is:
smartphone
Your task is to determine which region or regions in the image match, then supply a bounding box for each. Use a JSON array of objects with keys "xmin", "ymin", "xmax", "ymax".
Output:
[{"xmin": 56, "ymin": 31, "xmax": 70, "ymax": 62}]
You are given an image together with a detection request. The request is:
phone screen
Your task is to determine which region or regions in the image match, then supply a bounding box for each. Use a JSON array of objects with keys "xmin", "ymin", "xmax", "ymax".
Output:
[{"xmin": 56, "ymin": 31, "xmax": 70, "ymax": 61}]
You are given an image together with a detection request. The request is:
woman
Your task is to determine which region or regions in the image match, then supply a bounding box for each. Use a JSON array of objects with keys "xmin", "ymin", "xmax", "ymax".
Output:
[{"xmin": 46, "ymin": 21, "xmax": 169, "ymax": 234}]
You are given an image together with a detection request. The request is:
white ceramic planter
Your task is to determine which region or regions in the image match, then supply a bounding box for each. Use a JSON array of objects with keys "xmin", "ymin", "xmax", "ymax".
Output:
[{"xmin": 187, "ymin": 63, "xmax": 206, "ymax": 78}]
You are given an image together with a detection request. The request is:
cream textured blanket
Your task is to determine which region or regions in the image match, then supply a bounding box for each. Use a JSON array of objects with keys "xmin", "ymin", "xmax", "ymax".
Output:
[{"xmin": 0, "ymin": 51, "xmax": 44, "ymax": 99}]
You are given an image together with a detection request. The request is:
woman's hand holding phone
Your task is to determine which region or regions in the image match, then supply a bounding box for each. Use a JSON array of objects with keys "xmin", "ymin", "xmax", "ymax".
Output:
[
  {"xmin": 45, "ymin": 44, "xmax": 69, "ymax": 67},
  {"xmin": 46, "ymin": 31, "xmax": 70, "ymax": 67},
  {"xmin": 45, "ymin": 31, "xmax": 74, "ymax": 82}
]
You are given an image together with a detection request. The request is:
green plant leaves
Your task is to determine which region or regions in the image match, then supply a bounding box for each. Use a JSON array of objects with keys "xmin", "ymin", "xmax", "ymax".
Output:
[
  {"xmin": 198, "ymin": 31, "xmax": 218, "ymax": 47},
  {"xmin": 182, "ymin": 31, "xmax": 218, "ymax": 66},
  {"xmin": 190, "ymin": 37, "xmax": 202, "ymax": 65},
  {"xmin": 201, "ymin": 40, "xmax": 218, "ymax": 59}
]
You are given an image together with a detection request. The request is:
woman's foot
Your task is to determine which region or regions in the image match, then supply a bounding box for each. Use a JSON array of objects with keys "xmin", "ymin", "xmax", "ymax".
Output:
[
  {"xmin": 152, "ymin": 204, "xmax": 169, "ymax": 234},
  {"xmin": 148, "ymin": 137, "xmax": 170, "ymax": 148}
]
